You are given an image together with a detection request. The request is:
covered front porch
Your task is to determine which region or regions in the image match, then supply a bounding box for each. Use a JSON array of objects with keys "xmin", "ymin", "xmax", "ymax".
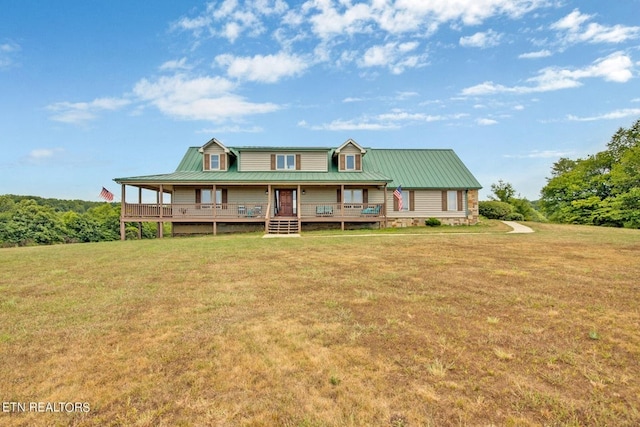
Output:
[{"xmin": 118, "ymin": 182, "xmax": 388, "ymax": 238}]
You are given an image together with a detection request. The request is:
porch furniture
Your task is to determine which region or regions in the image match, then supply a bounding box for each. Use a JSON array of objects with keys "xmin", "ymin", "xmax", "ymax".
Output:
[
  {"xmin": 361, "ymin": 205, "xmax": 381, "ymax": 216},
  {"xmin": 316, "ymin": 205, "xmax": 334, "ymax": 216}
]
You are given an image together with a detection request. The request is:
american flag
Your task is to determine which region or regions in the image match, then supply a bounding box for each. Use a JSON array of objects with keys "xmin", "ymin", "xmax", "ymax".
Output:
[
  {"xmin": 99, "ymin": 187, "xmax": 114, "ymax": 202},
  {"xmin": 393, "ymin": 185, "xmax": 403, "ymax": 210}
]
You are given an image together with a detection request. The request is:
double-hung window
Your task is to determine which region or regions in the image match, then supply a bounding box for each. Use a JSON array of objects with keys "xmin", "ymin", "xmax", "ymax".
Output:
[
  {"xmin": 345, "ymin": 154, "xmax": 355, "ymax": 170},
  {"xmin": 344, "ymin": 189, "xmax": 363, "ymax": 207},
  {"xmin": 447, "ymin": 190, "xmax": 458, "ymax": 211},
  {"xmin": 209, "ymin": 154, "xmax": 220, "ymax": 170}
]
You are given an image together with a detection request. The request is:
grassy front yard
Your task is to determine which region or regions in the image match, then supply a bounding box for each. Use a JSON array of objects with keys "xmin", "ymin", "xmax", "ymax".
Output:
[{"xmin": 1, "ymin": 223, "xmax": 639, "ymax": 425}]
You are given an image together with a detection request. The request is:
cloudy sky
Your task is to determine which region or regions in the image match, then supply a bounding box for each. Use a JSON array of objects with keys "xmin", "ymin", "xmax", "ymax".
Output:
[{"xmin": 2, "ymin": 0, "xmax": 640, "ymax": 201}]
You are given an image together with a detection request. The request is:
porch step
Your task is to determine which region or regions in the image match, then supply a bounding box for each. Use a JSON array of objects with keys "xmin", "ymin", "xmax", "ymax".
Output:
[{"xmin": 267, "ymin": 219, "xmax": 299, "ymax": 234}]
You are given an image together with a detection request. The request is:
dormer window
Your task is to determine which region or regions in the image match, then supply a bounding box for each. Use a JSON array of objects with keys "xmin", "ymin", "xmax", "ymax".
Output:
[
  {"xmin": 276, "ymin": 154, "xmax": 296, "ymax": 170},
  {"xmin": 338, "ymin": 153, "xmax": 361, "ymax": 171},
  {"xmin": 345, "ymin": 154, "xmax": 356, "ymax": 170},
  {"xmin": 210, "ymin": 154, "xmax": 220, "ymax": 170}
]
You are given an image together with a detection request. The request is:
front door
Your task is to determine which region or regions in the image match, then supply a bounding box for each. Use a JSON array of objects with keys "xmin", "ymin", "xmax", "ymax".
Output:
[{"xmin": 278, "ymin": 190, "xmax": 294, "ymax": 216}]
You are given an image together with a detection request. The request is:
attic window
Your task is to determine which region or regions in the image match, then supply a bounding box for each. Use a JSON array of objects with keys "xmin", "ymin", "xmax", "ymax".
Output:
[
  {"xmin": 210, "ymin": 154, "xmax": 220, "ymax": 170},
  {"xmin": 276, "ymin": 154, "xmax": 296, "ymax": 170},
  {"xmin": 345, "ymin": 155, "xmax": 355, "ymax": 170}
]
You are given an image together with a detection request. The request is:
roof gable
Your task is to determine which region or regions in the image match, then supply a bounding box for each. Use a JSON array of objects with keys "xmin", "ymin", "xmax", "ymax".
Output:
[
  {"xmin": 334, "ymin": 138, "xmax": 366, "ymax": 155},
  {"xmin": 199, "ymin": 137, "xmax": 231, "ymax": 154}
]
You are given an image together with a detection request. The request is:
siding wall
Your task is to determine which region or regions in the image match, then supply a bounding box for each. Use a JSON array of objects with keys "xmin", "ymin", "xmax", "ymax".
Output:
[
  {"xmin": 300, "ymin": 186, "xmax": 385, "ymax": 204},
  {"xmin": 239, "ymin": 151, "xmax": 328, "ymax": 172},
  {"xmin": 340, "ymin": 144, "xmax": 362, "ymax": 155},
  {"xmin": 386, "ymin": 190, "xmax": 467, "ymax": 218},
  {"xmin": 174, "ymin": 186, "xmax": 268, "ymax": 204}
]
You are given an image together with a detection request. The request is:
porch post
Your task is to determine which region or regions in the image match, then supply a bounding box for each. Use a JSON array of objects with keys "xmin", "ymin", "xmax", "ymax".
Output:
[
  {"xmin": 120, "ymin": 184, "xmax": 126, "ymax": 240},
  {"xmin": 340, "ymin": 184, "xmax": 345, "ymax": 231},
  {"xmin": 138, "ymin": 187, "xmax": 142, "ymax": 239},
  {"xmin": 297, "ymin": 184, "xmax": 302, "ymax": 232},
  {"xmin": 383, "ymin": 183, "xmax": 388, "ymax": 228},
  {"xmin": 213, "ymin": 184, "xmax": 217, "ymax": 236},
  {"xmin": 158, "ymin": 185, "xmax": 164, "ymax": 238},
  {"xmin": 265, "ymin": 184, "xmax": 272, "ymax": 233}
]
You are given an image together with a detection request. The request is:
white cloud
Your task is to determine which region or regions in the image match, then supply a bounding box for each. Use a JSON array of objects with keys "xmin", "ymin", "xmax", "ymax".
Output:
[
  {"xmin": 173, "ymin": 0, "xmax": 289, "ymax": 42},
  {"xmin": 0, "ymin": 41, "xmax": 20, "ymax": 69},
  {"xmin": 159, "ymin": 57, "xmax": 192, "ymax": 71},
  {"xmin": 359, "ymin": 41, "xmax": 425, "ymax": 74},
  {"xmin": 196, "ymin": 125, "xmax": 263, "ymax": 133},
  {"xmin": 518, "ymin": 49, "xmax": 552, "ymax": 59},
  {"xmin": 477, "ymin": 118, "xmax": 498, "ymax": 125},
  {"xmin": 504, "ymin": 150, "xmax": 573, "ymax": 159},
  {"xmin": 306, "ymin": 119, "xmax": 398, "ymax": 131},
  {"xmin": 460, "ymin": 30, "xmax": 503, "ymax": 48},
  {"xmin": 567, "ymin": 108, "xmax": 640, "ymax": 122},
  {"xmin": 462, "ymin": 52, "xmax": 634, "ymax": 96},
  {"xmin": 25, "ymin": 148, "xmax": 64, "ymax": 164},
  {"xmin": 215, "ymin": 52, "xmax": 310, "ymax": 83},
  {"xmin": 551, "ymin": 8, "xmax": 640, "ymax": 45},
  {"xmin": 47, "ymin": 97, "xmax": 131, "ymax": 124},
  {"xmin": 133, "ymin": 74, "xmax": 279, "ymax": 121},
  {"xmin": 304, "ymin": 110, "xmax": 467, "ymax": 131}
]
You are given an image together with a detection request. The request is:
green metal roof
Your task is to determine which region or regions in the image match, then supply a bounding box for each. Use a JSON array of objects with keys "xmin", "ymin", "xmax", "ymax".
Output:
[
  {"xmin": 363, "ymin": 149, "xmax": 482, "ymax": 189},
  {"xmin": 114, "ymin": 146, "xmax": 481, "ymax": 189}
]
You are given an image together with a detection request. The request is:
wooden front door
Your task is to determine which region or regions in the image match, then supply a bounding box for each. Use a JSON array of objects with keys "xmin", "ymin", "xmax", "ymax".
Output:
[{"xmin": 278, "ymin": 190, "xmax": 294, "ymax": 216}]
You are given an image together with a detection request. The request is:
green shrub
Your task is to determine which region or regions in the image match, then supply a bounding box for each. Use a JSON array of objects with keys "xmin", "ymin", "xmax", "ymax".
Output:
[
  {"xmin": 505, "ymin": 212, "xmax": 525, "ymax": 221},
  {"xmin": 479, "ymin": 201, "xmax": 514, "ymax": 219},
  {"xmin": 425, "ymin": 218, "xmax": 441, "ymax": 227}
]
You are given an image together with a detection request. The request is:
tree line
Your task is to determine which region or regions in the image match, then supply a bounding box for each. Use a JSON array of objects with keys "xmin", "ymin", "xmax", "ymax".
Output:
[
  {"xmin": 540, "ymin": 118, "xmax": 640, "ymax": 228},
  {"xmin": 0, "ymin": 195, "xmax": 159, "ymax": 247}
]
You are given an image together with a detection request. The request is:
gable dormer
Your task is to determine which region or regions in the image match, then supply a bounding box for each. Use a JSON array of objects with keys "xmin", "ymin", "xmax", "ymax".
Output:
[
  {"xmin": 199, "ymin": 138, "xmax": 233, "ymax": 171},
  {"xmin": 334, "ymin": 139, "xmax": 366, "ymax": 172}
]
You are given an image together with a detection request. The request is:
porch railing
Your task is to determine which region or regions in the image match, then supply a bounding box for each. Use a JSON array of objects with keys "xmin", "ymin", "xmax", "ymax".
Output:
[
  {"xmin": 123, "ymin": 203, "xmax": 267, "ymax": 219},
  {"xmin": 123, "ymin": 202, "xmax": 384, "ymax": 220},
  {"xmin": 299, "ymin": 203, "xmax": 384, "ymax": 218}
]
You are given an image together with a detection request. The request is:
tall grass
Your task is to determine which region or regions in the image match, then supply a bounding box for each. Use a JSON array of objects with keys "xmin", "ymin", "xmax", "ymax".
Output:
[{"xmin": 1, "ymin": 223, "xmax": 639, "ymax": 426}]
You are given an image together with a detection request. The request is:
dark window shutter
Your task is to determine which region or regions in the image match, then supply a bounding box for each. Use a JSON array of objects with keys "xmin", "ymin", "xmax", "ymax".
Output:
[
  {"xmin": 337, "ymin": 189, "xmax": 342, "ymax": 203},
  {"xmin": 409, "ymin": 190, "xmax": 415, "ymax": 211},
  {"xmin": 296, "ymin": 154, "xmax": 301, "ymax": 170},
  {"xmin": 195, "ymin": 189, "xmax": 201, "ymax": 209},
  {"xmin": 204, "ymin": 154, "xmax": 210, "ymax": 171},
  {"xmin": 393, "ymin": 191, "xmax": 399, "ymax": 211},
  {"xmin": 270, "ymin": 154, "xmax": 276, "ymax": 170},
  {"xmin": 457, "ymin": 190, "xmax": 463, "ymax": 211},
  {"xmin": 355, "ymin": 154, "xmax": 361, "ymax": 170},
  {"xmin": 442, "ymin": 191, "xmax": 448, "ymax": 211},
  {"xmin": 221, "ymin": 189, "xmax": 228, "ymax": 204},
  {"xmin": 363, "ymin": 189, "xmax": 368, "ymax": 205},
  {"xmin": 220, "ymin": 154, "xmax": 226, "ymax": 170},
  {"xmin": 339, "ymin": 154, "xmax": 345, "ymax": 171}
]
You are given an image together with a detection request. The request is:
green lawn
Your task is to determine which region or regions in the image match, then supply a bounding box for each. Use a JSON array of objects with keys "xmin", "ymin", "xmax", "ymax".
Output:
[{"xmin": 1, "ymin": 222, "xmax": 639, "ymax": 426}]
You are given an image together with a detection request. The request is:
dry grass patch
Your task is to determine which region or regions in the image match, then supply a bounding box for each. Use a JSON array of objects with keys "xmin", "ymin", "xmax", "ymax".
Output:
[{"xmin": 1, "ymin": 223, "xmax": 639, "ymax": 425}]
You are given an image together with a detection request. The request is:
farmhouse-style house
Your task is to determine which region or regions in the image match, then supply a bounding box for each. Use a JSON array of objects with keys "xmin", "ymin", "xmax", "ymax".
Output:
[{"xmin": 114, "ymin": 138, "xmax": 481, "ymax": 239}]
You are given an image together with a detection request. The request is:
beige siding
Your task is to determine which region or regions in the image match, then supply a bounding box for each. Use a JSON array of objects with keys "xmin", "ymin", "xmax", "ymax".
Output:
[
  {"xmin": 386, "ymin": 190, "xmax": 467, "ymax": 218},
  {"xmin": 174, "ymin": 187, "xmax": 196, "ymax": 204},
  {"xmin": 227, "ymin": 187, "xmax": 268, "ymax": 203},
  {"xmin": 300, "ymin": 187, "xmax": 385, "ymax": 204},
  {"xmin": 340, "ymin": 144, "xmax": 362, "ymax": 155},
  {"xmin": 239, "ymin": 151, "xmax": 328, "ymax": 172},
  {"xmin": 174, "ymin": 187, "xmax": 268, "ymax": 204}
]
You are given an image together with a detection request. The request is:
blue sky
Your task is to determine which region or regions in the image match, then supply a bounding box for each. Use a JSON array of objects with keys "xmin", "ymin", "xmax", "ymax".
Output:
[{"xmin": 1, "ymin": 0, "xmax": 640, "ymax": 201}]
